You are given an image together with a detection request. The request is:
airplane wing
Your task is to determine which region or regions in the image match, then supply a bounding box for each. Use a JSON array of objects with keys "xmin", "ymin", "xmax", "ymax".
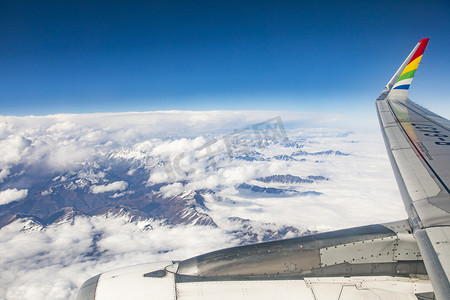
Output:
[
  {"xmin": 76, "ymin": 39, "xmax": 448, "ymax": 299},
  {"xmin": 377, "ymin": 38, "xmax": 450, "ymax": 299}
]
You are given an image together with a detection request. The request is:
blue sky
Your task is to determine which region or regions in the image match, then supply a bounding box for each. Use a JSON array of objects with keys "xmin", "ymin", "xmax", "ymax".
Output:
[{"xmin": 1, "ymin": 0, "xmax": 449, "ymax": 117}]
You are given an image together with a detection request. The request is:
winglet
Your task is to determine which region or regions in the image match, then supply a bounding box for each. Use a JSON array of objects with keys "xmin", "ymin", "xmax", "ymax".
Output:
[{"xmin": 377, "ymin": 38, "xmax": 429, "ymax": 101}]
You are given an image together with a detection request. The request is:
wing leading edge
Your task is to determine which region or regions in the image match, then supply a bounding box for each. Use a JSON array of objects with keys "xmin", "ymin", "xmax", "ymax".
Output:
[{"xmin": 377, "ymin": 38, "xmax": 450, "ymax": 299}]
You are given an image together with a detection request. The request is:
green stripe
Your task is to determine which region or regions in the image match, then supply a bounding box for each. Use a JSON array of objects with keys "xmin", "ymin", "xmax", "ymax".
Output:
[{"xmin": 396, "ymin": 69, "xmax": 416, "ymax": 82}]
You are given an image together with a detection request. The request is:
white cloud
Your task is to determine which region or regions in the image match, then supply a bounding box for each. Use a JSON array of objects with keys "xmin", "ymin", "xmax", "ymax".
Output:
[
  {"xmin": 46, "ymin": 121, "xmax": 78, "ymax": 133},
  {"xmin": 0, "ymin": 216, "xmax": 236, "ymax": 299},
  {"xmin": 0, "ymin": 168, "xmax": 10, "ymax": 183},
  {"xmin": 0, "ymin": 110, "xmax": 407, "ymax": 299},
  {"xmin": 41, "ymin": 188, "xmax": 53, "ymax": 196},
  {"xmin": 0, "ymin": 111, "xmax": 341, "ymax": 172},
  {"xmin": 159, "ymin": 182, "xmax": 185, "ymax": 198},
  {"xmin": 91, "ymin": 181, "xmax": 128, "ymax": 194},
  {"xmin": 0, "ymin": 189, "xmax": 28, "ymax": 205},
  {"xmin": 0, "ymin": 135, "xmax": 32, "ymax": 166}
]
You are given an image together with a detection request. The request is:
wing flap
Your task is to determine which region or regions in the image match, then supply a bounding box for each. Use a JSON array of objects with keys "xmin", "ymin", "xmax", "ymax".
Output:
[
  {"xmin": 392, "ymin": 147, "xmax": 441, "ymax": 201},
  {"xmin": 426, "ymin": 227, "xmax": 450, "ymax": 278}
]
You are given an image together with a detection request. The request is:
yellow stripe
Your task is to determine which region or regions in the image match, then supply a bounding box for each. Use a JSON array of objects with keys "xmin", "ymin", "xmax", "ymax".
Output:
[{"xmin": 401, "ymin": 55, "xmax": 422, "ymax": 75}]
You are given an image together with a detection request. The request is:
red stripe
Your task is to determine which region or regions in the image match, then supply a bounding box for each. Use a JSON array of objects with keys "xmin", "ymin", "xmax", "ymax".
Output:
[{"xmin": 409, "ymin": 38, "xmax": 429, "ymax": 63}]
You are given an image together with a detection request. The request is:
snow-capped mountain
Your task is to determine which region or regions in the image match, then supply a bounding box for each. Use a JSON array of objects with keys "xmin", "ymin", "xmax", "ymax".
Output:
[{"xmin": 0, "ymin": 111, "xmax": 404, "ymax": 299}]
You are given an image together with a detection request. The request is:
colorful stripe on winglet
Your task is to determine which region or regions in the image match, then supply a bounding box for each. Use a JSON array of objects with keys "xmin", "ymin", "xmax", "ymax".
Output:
[{"xmin": 392, "ymin": 38, "xmax": 429, "ymax": 91}]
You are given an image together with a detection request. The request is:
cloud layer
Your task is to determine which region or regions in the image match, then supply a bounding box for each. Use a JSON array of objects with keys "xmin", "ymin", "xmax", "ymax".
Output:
[
  {"xmin": 91, "ymin": 181, "xmax": 128, "ymax": 194},
  {"xmin": 0, "ymin": 216, "xmax": 236, "ymax": 300},
  {"xmin": 0, "ymin": 111, "xmax": 404, "ymax": 299},
  {"xmin": 0, "ymin": 189, "xmax": 28, "ymax": 205}
]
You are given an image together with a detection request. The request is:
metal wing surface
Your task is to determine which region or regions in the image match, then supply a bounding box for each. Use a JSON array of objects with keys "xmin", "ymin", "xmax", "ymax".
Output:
[{"xmin": 377, "ymin": 38, "xmax": 450, "ymax": 299}]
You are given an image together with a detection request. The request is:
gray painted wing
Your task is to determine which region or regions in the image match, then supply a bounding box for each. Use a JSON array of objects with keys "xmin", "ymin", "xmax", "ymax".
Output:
[{"xmin": 377, "ymin": 40, "xmax": 450, "ymax": 299}]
